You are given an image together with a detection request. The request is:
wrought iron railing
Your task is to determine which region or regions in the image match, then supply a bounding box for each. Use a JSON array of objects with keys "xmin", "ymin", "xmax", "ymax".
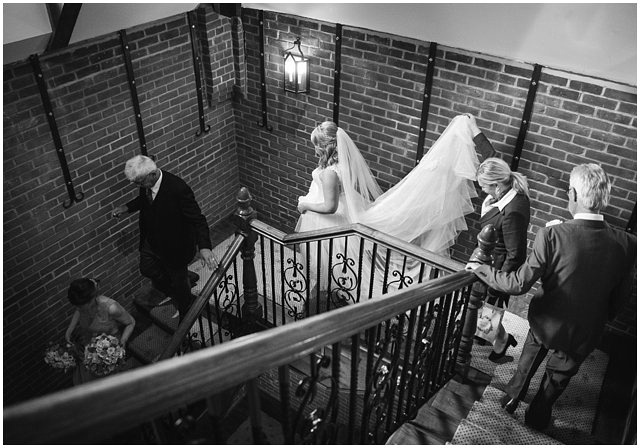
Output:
[
  {"xmin": 4, "ymin": 269, "xmax": 479, "ymax": 444},
  {"xmin": 250, "ymin": 220, "xmax": 464, "ymax": 327},
  {"xmin": 4, "ymin": 187, "xmax": 496, "ymax": 444}
]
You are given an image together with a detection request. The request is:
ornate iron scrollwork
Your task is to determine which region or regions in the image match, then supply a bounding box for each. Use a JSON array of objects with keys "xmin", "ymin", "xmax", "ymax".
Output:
[
  {"xmin": 329, "ymin": 252, "xmax": 360, "ymax": 307},
  {"xmin": 405, "ymin": 303, "xmax": 439, "ymax": 416},
  {"xmin": 362, "ymin": 320, "xmax": 405, "ymax": 443},
  {"xmin": 293, "ymin": 355, "xmax": 339, "ymax": 444},
  {"xmin": 214, "ymin": 273, "xmax": 240, "ymax": 338},
  {"xmin": 283, "ymin": 256, "xmax": 309, "ymax": 320}
]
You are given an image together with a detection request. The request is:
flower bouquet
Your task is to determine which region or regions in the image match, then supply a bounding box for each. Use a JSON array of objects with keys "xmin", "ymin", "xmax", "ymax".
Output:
[
  {"xmin": 83, "ymin": 333, "xmax": 126, "ymax": 377},
  {"xmin": 44, "ymin": 341, "xmax": 77, "ymax": 373}
]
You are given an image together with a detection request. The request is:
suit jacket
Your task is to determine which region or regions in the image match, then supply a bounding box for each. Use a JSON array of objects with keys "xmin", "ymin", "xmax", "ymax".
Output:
[
  {"xmin": 473, "ymin": 133, "xmax": 498, "ymax": 162},
  {"xmin": 126, "ymin": 170, "xmax": 211, "ymax": 268},
  {"xmin": 475, "ymin": 219, "xmax": 636, "ymax": 357},
  {"xmin": 480, "ymin": 193, "xmax": 530, "ymax": 273}
]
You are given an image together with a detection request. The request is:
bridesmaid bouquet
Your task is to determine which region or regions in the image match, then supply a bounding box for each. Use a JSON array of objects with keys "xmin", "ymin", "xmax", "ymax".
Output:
[
  {"xmin": 83, "ymin": 333, "xmax": 126, "ymax": 377},
  {"xmin": 44, "ymin": 341, "xmax": 77, "ymax": 373}
]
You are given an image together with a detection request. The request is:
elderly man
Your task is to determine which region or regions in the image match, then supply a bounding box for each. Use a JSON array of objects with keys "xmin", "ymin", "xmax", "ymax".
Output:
[
  {"xmin": 467, "ymin": 163, "xmax": 636, "ymax": 430},
  {"xmin": 112, "ymin": 155, "xmax": 218, "ymax": 321}
]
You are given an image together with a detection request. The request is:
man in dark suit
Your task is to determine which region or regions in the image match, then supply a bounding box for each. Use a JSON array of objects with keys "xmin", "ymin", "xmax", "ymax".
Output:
[
  {"xmin": 112, "ymin": 155, "xmax": 218, "ymax": 321},
  {"xmin": 466, "ymin": 163, "xmax": 636, "ymax": 430}
]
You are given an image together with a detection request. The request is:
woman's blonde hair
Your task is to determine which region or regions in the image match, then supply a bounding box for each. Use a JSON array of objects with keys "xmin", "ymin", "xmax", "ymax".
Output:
[
  {"xmin": 311, "ymin": 121, "xmax": 339, "ymax": 169},
  {"xmin": 477, "ymin": 157, "xmax": 529, "ymax": 198}
]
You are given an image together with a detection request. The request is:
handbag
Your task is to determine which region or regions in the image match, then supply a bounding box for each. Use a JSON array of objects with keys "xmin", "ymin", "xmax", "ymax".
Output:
[{"xmin": 475, "ymin": 302, "xmax": 505, "ymax": 344}]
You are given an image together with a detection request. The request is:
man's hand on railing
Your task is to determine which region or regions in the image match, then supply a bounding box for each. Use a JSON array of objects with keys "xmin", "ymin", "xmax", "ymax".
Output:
[
  {"xmin": 198, "ymin": 248, "xmax": 218, "ymax": 271},
  {"xmin": 465, "ymin": 262, "xmax": 481, "ymax": 272}
]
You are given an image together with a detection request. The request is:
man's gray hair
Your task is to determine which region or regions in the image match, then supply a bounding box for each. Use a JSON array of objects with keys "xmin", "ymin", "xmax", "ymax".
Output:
[
  {"xmin": 570, "ymin": 163, "xmax": 611, "ymax": 212},
  {"xmin": 124, "ymin": 155, "xmax": 157, "ymax": 181}
]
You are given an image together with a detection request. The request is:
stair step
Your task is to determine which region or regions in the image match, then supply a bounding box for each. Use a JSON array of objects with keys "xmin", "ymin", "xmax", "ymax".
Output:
[
  {"xmin": 412, "ymin": 405, "xmax": 462, "ymax": 441},
  {"xmin": 430, "ymin": 381, "xmax": 478, "ymax": 420},
  {"xmin": 469, "ymin": 397, "xmax": 562, "ymax": 445},
  {"xmin": 149, "ymin": 299, "xmax": 181, "ymax": 333},
  {"xmin": 386, "ymin": 421, "xmax": 447, "ymax": 445},
  {"xmin": 450, "ymin": 418, "xmax": 504, "ymax": 444},
  {"xmin": 128, "ymin": 324, "xmax": 174, "ymax": 364}
]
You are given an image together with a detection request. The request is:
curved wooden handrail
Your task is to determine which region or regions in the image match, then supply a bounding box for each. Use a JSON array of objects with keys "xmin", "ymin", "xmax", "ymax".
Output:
[
  {"xmin": 4, "ymin": 270, "xmax": 477, "ymax": 444},
  {"xmin": 251, "ymin": 219, "xmax": 464, "ymax": 273},
  {"xmin": 159, "ymin": 232, "xmax": 246, "ymax": 360}
]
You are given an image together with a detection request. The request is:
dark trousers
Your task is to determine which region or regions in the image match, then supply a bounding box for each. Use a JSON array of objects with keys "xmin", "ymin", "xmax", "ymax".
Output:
[
  {"xmin": 505, "ymin": 329, "xmax": 585, "ymax": 428},
  {"xmin": 139, "ymin": 239, "xmax": 194, "ymax": 321}
]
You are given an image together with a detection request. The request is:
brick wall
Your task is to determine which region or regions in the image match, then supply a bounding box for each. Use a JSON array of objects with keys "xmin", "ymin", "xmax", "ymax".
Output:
[
  {"xmin": 3, "ymin": 6, "xmax": 240, "ymax": 405},
  {"xmin": 4, "ymin": 6, "xmax": 636, "ymax": 405},
  {"xmin": 233, "ymin": 9, "xmax": 636, "ymax": 333}
]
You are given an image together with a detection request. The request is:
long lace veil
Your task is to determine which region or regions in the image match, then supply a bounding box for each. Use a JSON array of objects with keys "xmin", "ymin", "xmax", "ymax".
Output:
[
  {"xmin": 336, "ymin": 127, "xmax": 384, "ymax": 221},
  {"xmin": 358, "ymin": 115, "xmax": 479, "ymax": 255}
]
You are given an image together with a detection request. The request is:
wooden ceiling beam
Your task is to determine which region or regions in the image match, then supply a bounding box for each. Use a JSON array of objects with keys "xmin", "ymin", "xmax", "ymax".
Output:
[{"xmin": 47, "ymin": 3, "xmax": 82, "ymax": 51}]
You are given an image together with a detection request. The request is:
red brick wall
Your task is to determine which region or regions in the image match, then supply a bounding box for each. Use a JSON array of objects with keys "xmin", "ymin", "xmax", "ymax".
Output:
[
  {"xmin": 233, "ymin": 9, "xmax": 636, "ymax": 332},
  {"xmin": 3, "ymin": 7, "xmax": 240, "ymax": 405}
]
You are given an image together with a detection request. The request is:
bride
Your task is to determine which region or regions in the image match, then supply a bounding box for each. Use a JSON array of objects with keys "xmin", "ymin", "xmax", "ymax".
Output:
[{"xmin": 296, "ymin": 114, "xmax": 482, "ymax": 302}]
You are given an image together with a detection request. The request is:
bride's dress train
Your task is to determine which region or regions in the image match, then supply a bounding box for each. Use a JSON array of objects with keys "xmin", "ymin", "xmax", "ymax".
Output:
[{"xmin": 295, "ymin": 115, "xmax": 479, "ymax": 305}]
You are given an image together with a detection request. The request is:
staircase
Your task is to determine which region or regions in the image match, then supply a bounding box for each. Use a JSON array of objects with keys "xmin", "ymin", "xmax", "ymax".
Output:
[{"xmin": 387, "ymin": 310, "xmax": 616, "ymax": 445}]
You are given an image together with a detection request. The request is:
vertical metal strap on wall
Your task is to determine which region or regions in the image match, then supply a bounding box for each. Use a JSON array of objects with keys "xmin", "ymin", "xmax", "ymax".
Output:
[
  {"xmin": 119, "ymin": 29, "xmax": 148, "ymax": 156},
  {"xmin": 332, "ymin": 23, "xmax": 343, "ymax": 126},
  {"xmin": 30, "ymin": 54, "xmax": 84, "ymax": 209},
  {"xmin": 256, "ymin": 10, "xmax": 273, "ymax": 131},
  {"xmin": 626, "ymin": 204, "xmax": 636, "ymax": 234},
  {"xmin": 511, "ymin": 63, "xmax": 542, "ymax": 171},
  {"xmin": 415, "ymin": 42, "xmax": 438, "ymax": 163},
  {"xmin": 187, "ymin": 10, "xmax": 211, "ymax": 136}
]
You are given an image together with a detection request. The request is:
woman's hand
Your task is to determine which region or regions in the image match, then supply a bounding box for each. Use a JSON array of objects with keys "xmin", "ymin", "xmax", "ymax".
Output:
[
  {"xmin": 464, "ymin": 113, "xmax": 482, "ymax": 137},
  {"xmin": 297, "ymin": 202, "xmax": 307, "ymax": 214}
]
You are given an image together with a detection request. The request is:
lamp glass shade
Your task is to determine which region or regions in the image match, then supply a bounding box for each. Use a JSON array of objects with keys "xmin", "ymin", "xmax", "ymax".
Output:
[{"xmin": 284, "ymin": 52, "xmax": 309, "ymax": 93}]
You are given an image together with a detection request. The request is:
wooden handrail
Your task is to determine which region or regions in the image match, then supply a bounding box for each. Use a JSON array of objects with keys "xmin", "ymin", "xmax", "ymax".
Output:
[
  {"xmin": 4, "ymin": 270, "xmax": 476, "ymax": 444},
  {"xmin": 159, "ymin": 232, "xmax": 247, "ymax": 360},
  {"xmin": 251, "ymin": 219, "xmax": 463, "ymax": 273}
]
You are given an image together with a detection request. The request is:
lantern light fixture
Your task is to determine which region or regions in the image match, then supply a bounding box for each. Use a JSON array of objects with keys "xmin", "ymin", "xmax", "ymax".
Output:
[{"xmin": 283, "ymin": 37, "xmax": 310, "ymax": 94}]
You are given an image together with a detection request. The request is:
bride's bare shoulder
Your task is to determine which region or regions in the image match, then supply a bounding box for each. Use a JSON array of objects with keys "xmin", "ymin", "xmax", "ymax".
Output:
[{"xmin": 319, "ymin": 166, "xmax": 339, "ymax": 183}]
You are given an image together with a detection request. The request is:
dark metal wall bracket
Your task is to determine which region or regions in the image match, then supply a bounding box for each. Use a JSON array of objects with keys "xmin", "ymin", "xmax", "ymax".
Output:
[
  {"xmin": 332, "ymin": 23, "xmax": 343, "ymax": 126},
  {"xmin": 119, "ymin": 29, "xmax": 148, "ymax": 156},
  {"xmin": 30, "ymin": 54, "xmax": 84, "ymax": 208},
  {"xmin": 511, "ymin": 63, "xmax": 543, "ymax": 171},
  {"xmin": 626, "ymin": 204, "xmax": 636, "ymax": 234},
  {"xmin": 256, "ymin": 10, "xmax": 273, "ymax": 131},
  {"xmin": 187, "ymin": 10, "xmax": 211, "ymax": 136},
  {"xmin": 415, "ymin": 42, "xmax": 438, "ymax": 163}
]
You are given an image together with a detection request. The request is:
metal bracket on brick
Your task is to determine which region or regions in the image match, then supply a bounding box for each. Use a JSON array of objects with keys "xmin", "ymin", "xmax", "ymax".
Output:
[
  {"xmin": 332, "ymin": 23, "xmax": 343, "ymax": 126},
  {"xmin": 626, "ymin": 204, "xmax": 636, "ymax": 234},
  {"xmin": 415, "ymin": 41, "xmax": 438, "ymax": 164},
  {"xmin": 119, "ymin": 29, "xmax": 148, "ymax": 156},
  {"xmin": 29, "ymin": 54, "xmax": 84, "ymax": 209},
  {"xmin": 256, "ymin": 10, "xmax": 273, "ymax": 132},
  {"xmin": 511, "ymin": 63, "xmax": 543, "ymax": 171},
  {"xmin": 187, "ymin": 10, "xmax": 211, "ymax": 137}
]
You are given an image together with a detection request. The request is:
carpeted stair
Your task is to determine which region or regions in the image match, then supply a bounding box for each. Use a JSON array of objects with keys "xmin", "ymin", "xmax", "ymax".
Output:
[
  {"xmin": 388, "ymin": 310, "xmax": 609, "ymax": 445},
  {"xmin": 449, "ymin": 311, "xmax": 608, "ymax": 445}
]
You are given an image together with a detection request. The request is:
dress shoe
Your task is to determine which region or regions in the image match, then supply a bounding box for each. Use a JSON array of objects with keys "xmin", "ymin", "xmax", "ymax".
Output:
[
  {"xmin": 474, "ymin": 335, "xmax": 490, "ymax": 346},
  {"xmin": 187, "ymin": 271, "xmax": 200, "ymax": 287},
  {"xmin": 499, "ymin": 393, "xmax": 520, "ymax": 414},
  {"xmin": 524, "ymin": 410, "xmax": 550, "ymax": 431},
  {"xmin": 489, "ymin": 333, "xmax": 517, "ymax": 362}
]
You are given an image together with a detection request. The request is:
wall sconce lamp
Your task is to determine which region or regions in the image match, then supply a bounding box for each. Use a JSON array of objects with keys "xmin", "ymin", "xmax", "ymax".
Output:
[{"xmin": 283, "ymin": 38, "xmax": 310, "ymax": 94}]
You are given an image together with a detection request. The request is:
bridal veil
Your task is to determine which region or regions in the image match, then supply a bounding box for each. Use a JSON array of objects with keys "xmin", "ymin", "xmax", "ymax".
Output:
[{"xmin": 343, "ymin": 114, "xmax": 479, "ymax": 256}]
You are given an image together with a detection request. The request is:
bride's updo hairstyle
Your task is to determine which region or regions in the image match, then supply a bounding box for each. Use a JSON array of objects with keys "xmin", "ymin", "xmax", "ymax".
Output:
[
  {"xmin": 311, "ymin": 121, "xmax": 339, "ymax": 169},
  {"xmin": 477, "ymin": 157, "xmax": 530, "ymax": 198},
  {"xmin": 67, "ymin": 278, "xmax": 97, "ymax": 306}
]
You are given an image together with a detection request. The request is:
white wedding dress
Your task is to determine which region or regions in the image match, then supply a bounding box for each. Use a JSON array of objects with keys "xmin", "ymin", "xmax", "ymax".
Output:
[{"xmin": 295, "ymin": 115, "xmax": 479, "ymax": 302}]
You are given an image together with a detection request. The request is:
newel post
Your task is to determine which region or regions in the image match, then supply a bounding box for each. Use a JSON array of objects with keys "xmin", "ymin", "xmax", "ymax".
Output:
[
  {"xmin": 456, "ymin": 224, "xmax": 498, "ymax": 379},
  {"xmin": 232, "ymin": 187, "xmax": 263, "ymax": 334}
]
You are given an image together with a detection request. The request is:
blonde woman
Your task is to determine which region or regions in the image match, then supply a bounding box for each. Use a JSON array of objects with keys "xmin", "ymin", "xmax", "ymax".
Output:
[{"xmin": 476, "ymin": 157, "xmax": 531, "ymax": 361}]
